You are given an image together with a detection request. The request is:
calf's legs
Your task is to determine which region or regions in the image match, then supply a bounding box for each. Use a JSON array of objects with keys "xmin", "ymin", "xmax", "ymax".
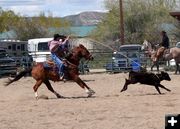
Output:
[
  {"xmin": 121, "ymin": 79, "xmax": 136, "ymax": 92},
  {"xmin": 158, "ymin": 84, "xmax": 171, "ymax": 92},
  {"xmin": 154, "ymin": 84, "xmax": 161, "ymax": 94}
]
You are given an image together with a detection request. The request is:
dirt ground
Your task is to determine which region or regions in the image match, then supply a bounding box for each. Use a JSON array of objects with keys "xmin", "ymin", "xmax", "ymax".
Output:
[{"xmin": 0, "ymin": 72, "xmax": 179, "ymax": 129}]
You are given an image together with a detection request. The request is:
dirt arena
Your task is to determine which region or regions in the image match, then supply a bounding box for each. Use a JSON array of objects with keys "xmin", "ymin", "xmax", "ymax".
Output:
[{"xmin": 0, "ymin": 72, "xmax": 179, "ymax": 129}]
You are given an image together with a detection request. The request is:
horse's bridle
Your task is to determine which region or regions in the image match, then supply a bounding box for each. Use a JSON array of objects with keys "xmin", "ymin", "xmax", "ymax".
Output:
[
  {"xmin": 86, "ymin": 53, "xmax": 93, "ymax": 60},
  {"xmin": 65, "ymin": 46, "xmax": 93, "ymax": 68}
]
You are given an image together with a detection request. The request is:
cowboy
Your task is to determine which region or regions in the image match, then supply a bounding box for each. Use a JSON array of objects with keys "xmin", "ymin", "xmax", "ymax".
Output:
[
  {"xmin": 160, "ymin": 31, "xmax": 169, "ymax": 49},
  {"xmin": 155, "ymin": 31, "xmax": 170, "ymax": 61},
  {"xmin": 48, "ymin": 34, "xmax": 69, "ymax": 80}
]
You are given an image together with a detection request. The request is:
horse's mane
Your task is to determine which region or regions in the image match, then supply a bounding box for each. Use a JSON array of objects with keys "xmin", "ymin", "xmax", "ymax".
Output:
[{"xmin": 64, "ymin": 44, "xmax": 86, "ymax": 64}]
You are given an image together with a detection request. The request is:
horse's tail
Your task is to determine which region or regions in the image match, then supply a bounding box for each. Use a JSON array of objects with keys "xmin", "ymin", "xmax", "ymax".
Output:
[{"xmin": 5, "ymin": 68, "xmax": 32, "ymax": 86}]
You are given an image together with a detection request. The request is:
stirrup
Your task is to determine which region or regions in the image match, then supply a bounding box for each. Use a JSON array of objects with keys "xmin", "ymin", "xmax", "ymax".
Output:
[
  {"xmin": 63, "ymin": 78, "xmax": 67, "ymax": 83},
  {"xmin": 59, "ymin": 74, "xmax": 64, "ymax": 81},
  {"xmin": 62, "ymin": 59, "xmax": 68, "ymax": 67}
]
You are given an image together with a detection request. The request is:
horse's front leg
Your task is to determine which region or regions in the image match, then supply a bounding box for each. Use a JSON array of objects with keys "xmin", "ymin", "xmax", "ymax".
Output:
[
  {"xmin": 151, "ymin": 61, "xmax": 159, "ymax": 72},
  {"xmin": 151, "ymin": 64, "xmax": 154, "ymax": 71},
  {"xmin": 156, "ymin": 61, "xmax": 159, "ymax": 72},
  {"xmin": 72, "ymin": 75, "xmax": 95, "ymax": 97},
  {"xmin": 151, "ymin": 62, "xmax": 156, "ymax": 71}
]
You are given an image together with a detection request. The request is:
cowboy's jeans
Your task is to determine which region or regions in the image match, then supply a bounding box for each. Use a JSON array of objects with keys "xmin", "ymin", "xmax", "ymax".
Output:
[{"xmin": 51, "ymin": 53, "xmax": 65, "ymax": 77}]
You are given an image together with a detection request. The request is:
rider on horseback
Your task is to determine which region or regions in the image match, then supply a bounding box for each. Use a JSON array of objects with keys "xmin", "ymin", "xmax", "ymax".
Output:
[
  {"xmin": 48, "ymin": 34, "xmax": 69, "ymax": 80},
  {"xmin": 155, "ymin": 31, "xmax": 170, "ymax": 61},
  {"xmin": 160, "ymin": 31, "xmax": 169, "ymax": 49}
]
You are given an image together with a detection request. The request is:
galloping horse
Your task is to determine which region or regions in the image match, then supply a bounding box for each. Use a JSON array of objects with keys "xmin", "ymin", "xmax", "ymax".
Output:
[{"xmin": 5, "ymin": 44, "xmax": 95, "ymax": 99}]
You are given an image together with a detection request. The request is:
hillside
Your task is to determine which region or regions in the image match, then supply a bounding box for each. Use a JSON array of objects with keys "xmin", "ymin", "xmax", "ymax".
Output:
[{"xmin": 63, "ymin": 11, "xmax": 106, "ymax": 26}]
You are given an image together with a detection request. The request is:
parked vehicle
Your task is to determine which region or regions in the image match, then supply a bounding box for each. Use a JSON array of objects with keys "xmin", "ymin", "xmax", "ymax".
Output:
[
  {"xmin": 105, "ymin": 44, "xmax": 145, "ymax": 72},
  {"xmin": 79, "ymin": 63, "xmax": 90, "ymax": 74},
  {"xmin": 0, "ymin": 48, "xmax": 17, "ymax": 77}
]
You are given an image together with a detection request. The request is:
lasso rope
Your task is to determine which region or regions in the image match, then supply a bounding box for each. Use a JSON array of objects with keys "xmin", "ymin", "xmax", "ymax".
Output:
[
  {"xmin": 70, "ymin": 35, "xmax": 144, "ymax": 69},
  {"xmin": 87, "ymin": 38, "xmax": 144, "ymax": 69}
]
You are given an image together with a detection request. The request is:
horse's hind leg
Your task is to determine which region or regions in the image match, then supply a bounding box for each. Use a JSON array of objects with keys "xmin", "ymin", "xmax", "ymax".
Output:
[
  {"xmin": 33, "ymin": 80, "xmax": 43, "ymax": 99},
  {"xmin": 175, "ymin": 63, "xmax": 179, "ymax": 74},
  {"xmin": 72, "ymin": 75, "xmax": 95, "ymax": 97},
  {"xmin": 43, "ymin": 79, "xmax": 63, "ymax": 98}
]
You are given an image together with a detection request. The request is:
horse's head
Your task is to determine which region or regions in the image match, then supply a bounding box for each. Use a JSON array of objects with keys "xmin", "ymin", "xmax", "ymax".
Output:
[
  {"xmin": 74, "ymin": 44, "xmax": 93, "ymax": 60},
  {"xmin": 142, "ymin": 40, "xmax": 152, "ymax": 51}
]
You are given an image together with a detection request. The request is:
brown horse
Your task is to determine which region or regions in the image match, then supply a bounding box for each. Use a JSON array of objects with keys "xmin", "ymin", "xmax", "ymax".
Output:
[
  {"xmin": 150, "ymin": 47, "xmax": 166, "ymax": 71},
  {"xmin": 150, "ymin": 47, "xmax": 180, "ymax": 74},
  {"xmin": 142, "ymin": 41, "xmax": 180, "ymax": 74},
  {"xmin": 142, "ymin": 40, "xmax": 161, "ymax": 71},
  {"xmin": 5, "ymin": 44, "xmax": 95, "ymax": 99}
]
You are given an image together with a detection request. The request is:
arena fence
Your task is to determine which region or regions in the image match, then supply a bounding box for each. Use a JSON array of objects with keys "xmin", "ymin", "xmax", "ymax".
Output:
[{"xmin": 82, "ymin": 49, "xmax": 173, "ymax": 74}]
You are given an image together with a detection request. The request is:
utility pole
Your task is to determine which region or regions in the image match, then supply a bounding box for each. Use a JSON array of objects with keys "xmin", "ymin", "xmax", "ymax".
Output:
[{"xmin": 119, "ymin": 0, "xmax": 124, "ymax": 45}]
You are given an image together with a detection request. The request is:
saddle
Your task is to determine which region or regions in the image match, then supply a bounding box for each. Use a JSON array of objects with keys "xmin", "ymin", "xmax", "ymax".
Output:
[
  {"xmin": 153, "ymin": 47, "xmax": 170, "ymax": 62},
  {"xmin": 46, "ymin": 60, "xmax": 56, "ymax": 67},
  {"xmin": 43, "ymin": 60, "xmax": 59, "ymax": 73},
  {"xmin": 156, "ymin": 47, "xmax": 165, "ymax": 57},
  {"xmin": 46, "ymin": 59, "xmax": 68, "ymax": 67},
  {"xmin": 44, "ymin": 59, "xmax": 69, "ymax": 73}
]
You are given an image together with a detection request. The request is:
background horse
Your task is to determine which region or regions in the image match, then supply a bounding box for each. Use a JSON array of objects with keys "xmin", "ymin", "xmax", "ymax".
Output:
[
  {"xmin": 142, "ymin": 40, "xmax": 180, "ymax": 74},
  {"xmin": 5, "ymin": 44, "xmax": 95, "ymax": 99},
  {"xmin": 151, "ymin": 47, "xmax": 180, "ymax": 74}
]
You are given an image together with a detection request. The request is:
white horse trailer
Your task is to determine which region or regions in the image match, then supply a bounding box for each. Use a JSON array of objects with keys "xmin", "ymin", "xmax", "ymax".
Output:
[
  {"xmin": 28, "ymin": 38, "xmax": 52, "ymax": 63},
  {"xmin": 0, "ymin": 40, "xmax": 28, "ymax": 56}
]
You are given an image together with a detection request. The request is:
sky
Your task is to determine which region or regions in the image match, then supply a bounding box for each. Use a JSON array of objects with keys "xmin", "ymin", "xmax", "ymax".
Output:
[{"xmin": 0, "ymin": 0, "xmax": 107, "ymax": 17}]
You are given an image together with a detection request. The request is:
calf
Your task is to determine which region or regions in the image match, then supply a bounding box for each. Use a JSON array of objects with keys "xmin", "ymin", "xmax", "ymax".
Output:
[{"xmin": 120, "ymin": 71, "xmax": 171, "ymax": 94}]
